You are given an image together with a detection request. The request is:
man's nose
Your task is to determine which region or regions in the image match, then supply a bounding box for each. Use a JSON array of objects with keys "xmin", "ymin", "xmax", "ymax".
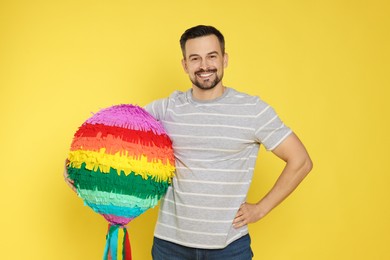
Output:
[{"xmin": 199, "ymin": 58, "xmax": 209, "ymax": 70}]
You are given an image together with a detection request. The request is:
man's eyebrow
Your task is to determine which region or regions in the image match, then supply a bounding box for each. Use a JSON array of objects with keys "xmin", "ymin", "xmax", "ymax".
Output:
[
  {"xmin": 207, "ymin": 51, "xmax": 219, "ymax": 56},
  {"xmin": 188, "ymin": 51, "xmax": 220, "ymax": 59},
  {"xmin": 188, "ymin": 54, "xmax": 200, "ymax": 59}
]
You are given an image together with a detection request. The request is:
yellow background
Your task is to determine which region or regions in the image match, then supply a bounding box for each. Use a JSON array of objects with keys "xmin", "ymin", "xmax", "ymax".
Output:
[{"xmin": 1, "ymin": 0, "xmax": 389, "ymax": 259}]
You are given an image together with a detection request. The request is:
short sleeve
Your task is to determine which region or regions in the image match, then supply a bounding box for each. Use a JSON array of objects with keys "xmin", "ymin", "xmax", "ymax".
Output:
[
  {"xmin": 144, "ymin": 98, "xmax": 169, "ymax": 121},
  {"xmin": 253, "ymin": 98, "xmax": 292, "ymax": 151}
]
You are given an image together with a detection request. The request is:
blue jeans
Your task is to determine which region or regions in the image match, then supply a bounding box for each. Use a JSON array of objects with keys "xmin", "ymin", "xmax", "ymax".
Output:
[{"xmin": 152, "ymin": 234, "xmax": 254, "ymax": 260}]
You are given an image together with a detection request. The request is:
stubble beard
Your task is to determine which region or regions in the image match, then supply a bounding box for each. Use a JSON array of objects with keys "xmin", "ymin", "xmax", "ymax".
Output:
[{"xmin": 191, "ymin": 69, "xmax": 223, "ymax": 90}]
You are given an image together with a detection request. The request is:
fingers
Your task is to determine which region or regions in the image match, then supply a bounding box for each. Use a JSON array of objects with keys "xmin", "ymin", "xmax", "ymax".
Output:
[
  {"xmin": 64, "ymin": 172, "xmax": 76, "ymax": 192},
  {"xmin": 63, "ymin": 159, "xmax": 74, "ymax": 183},
  {"xmin": 233, "ymin": 216, "xmax": 246, "ymax": 228},
  {"xmin": 66, "ymin": 179, "xmax": 77, "ymax": 193},
  {"xmin": 233, "ymin": 203, "xmax": 247, "ymax": 228},
  {"xmin": 63, "ymin": 168, "xmax": 73, "ymax": 183},
  {"xmin": 233, "ymin": 202, "xmax": 264, "ymax": 229},
  {"xmin": 63, "ymin": 159, "xmax": 77, "ymax": 193}
]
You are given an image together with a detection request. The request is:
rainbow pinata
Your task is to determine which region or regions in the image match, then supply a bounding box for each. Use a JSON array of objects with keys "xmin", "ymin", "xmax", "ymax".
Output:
[{"xmin": 67, "ymin": 104, "xmax": 175, "ymax": 260}]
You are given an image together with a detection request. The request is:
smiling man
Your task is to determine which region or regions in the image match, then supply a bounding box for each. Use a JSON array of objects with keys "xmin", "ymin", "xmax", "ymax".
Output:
[
  {"xmin": 63, "ymin": 24, "xmax": 313, "ymax": 260},
  {"xmin": 145, "ymin": 25, "xmax": 313, "ymax": 260},
  {"xmin": 181, "ymin": 33, "xmax": 227, "ymax": 94}
]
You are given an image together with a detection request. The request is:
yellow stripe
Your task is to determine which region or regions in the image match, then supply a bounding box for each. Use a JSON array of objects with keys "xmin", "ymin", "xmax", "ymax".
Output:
[{"xmin": 68, "ymin": 148, "xmax": 175, "ymax": 182}]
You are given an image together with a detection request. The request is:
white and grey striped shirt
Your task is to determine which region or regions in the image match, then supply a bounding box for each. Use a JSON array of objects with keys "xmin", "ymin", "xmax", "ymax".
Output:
[{"xmin": 145, "ymin": 87, "xmax": 292, "ymax": 249}]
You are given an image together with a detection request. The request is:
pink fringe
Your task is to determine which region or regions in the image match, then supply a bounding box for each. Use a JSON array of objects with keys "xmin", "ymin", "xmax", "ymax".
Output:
[
  {"xmin": 103, "ymin": 214, "xmax": 134, "ymax": 226},
  {"xmin": 85, "ymin": 104, "xmax": 166, "ymax": 135}
]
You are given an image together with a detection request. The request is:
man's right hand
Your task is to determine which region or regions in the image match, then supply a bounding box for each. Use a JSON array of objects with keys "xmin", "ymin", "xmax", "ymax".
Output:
[{"xmin": 64, "ymin": 159, "xmax": 77, "ymax": 193}]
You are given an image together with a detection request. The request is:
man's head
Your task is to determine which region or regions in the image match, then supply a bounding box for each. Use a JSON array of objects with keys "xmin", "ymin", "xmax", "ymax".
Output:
[
  {"xmin": 180, "ymin": 25, "xmax": 225, "ymax": 58},
  {"xmin": 180, "ymin": 25, "xmax": 228, "ymax": 91}
]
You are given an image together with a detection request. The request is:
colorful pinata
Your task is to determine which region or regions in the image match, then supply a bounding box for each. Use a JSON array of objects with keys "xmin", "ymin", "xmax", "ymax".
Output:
[{"xmin": 66, "ymin": 104, "xmax": 175, "ymax": 260}]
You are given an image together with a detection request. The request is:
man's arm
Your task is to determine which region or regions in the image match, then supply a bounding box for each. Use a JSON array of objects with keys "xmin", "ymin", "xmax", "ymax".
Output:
[{"xmin": 233, "ymin": 132, "xmax": 313, "ymax": 228}]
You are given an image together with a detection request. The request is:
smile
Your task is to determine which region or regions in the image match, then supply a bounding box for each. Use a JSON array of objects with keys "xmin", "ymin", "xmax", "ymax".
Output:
[
  {"xmin": 198, "ymin": 73, "xmax": 213, "ymax": 78},
  {"xmin": 196, "ymin": 70, "xmax": 216, "ymax": 79}
]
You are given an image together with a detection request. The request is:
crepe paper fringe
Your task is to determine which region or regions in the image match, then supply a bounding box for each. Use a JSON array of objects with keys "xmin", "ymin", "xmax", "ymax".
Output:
[
  {"xmin": 80, "ymin": 190, "xmax": 157, "ymax": 220},
  {"xmin": 123, "ymin": 228, "xmax": 131, "ymax": 260},
  {"xmin": 103, "ymin": 215, "xmax": 134, "ymax": 226},
  {"xmin": 86, "ymin": 202, "xmax": 147, "ymax": 218},
  {"xmin": 70, "ymin": 168, "xmax": 165, "ymax": 222},
  {"xmin": 68, "ymin": 164, "xmax": 169, "ymax": 199},
  {"xmin": 103, "ymin": 224, "xmax": 132, "ymax": 260},
  {"xmin": 85, "ymin": 104, "xmax": 165, "ymax": 136},
  {"xmin": 103, "ymin": 224, "xmax": 118, "ymax": 260},
  {"xmin": 78, "ymin": 189, "xmax": 160, "ymax": 209},
  {"xmin": 72, "ymin": 123, "xmax": 173, "ymax": 149},
  {"xmin": 68, "ymin": 149, "xmax": 175, "ymax": 182},
  {"xmin": 70, "ymin": 135, "xmax": 174, "ymax": 164}
]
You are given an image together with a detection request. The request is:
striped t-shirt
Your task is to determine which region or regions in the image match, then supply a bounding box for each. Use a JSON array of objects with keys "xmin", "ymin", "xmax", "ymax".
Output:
[{"xmin": 144, "ymin": 87, "xmax": 292, "ymax": 249}]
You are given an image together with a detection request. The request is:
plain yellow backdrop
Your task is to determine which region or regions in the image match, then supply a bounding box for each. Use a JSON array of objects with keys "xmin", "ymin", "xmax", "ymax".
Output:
[{"xmin": 1, "ymin": 0, "xmax": 389, "ymax": 259}]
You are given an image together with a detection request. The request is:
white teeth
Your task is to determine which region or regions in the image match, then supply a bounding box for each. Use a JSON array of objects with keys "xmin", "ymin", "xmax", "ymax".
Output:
[{"xmin": 198, "ymin": 73, "xmax": 213, "ymax": 78}]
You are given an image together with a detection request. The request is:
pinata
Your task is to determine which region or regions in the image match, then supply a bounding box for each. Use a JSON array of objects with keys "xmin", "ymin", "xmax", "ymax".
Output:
[{"xmin": 66, "ymin": 104, "xmax": 175, "ymax": 260}]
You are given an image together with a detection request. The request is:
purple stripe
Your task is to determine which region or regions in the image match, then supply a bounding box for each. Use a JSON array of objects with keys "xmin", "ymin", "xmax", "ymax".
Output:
[
  {"xmin": 103, "ymin": 214, "xmax": 134, "ymax": 226},
  {"xmin": 84, "ymin": 104, "xmax": 166, "ymax": 135}
]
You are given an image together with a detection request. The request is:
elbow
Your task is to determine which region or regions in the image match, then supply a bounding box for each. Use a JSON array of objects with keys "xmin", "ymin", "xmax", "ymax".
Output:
[
  {"xmin": 291, "ymin": 154, "xmax": 313, "ymax": 177},
  {"xmin": 302, "ymin": 156, "xmax": 313, "ymax": 176}
]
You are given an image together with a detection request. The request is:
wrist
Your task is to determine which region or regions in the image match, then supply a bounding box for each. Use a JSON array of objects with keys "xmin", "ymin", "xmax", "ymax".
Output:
[{"xmin": 255, "ymin": 201, "xmax": 271, "ymax": 219}]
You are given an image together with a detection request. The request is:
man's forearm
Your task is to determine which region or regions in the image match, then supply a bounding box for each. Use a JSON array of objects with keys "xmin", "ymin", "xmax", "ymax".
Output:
[{"xmin": 255, "ymin": 156, "xmax": 313, "ymax": 218}]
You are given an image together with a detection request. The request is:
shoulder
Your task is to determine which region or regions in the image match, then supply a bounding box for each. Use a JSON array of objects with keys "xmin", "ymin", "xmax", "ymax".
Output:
[
  {"xmin": 146, "ymin": 90, "xmax": 185, "ymax": 106},
  {"xmin": 144, "ymin": 90, "xmax": 189, "ymax": 119},
  {"xmin": 226, "ymin": 87, "xmax": 269, "ymax": 108}
]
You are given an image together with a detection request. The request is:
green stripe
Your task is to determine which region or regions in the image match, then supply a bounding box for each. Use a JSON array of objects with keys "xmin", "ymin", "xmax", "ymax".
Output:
[
  {"xmin": 68, "ymin": 163, "xmax": 170, "ymax": 199},
  {"xmin": 78, "ymin": 188, "xmax": 159, "ymax": 208}
]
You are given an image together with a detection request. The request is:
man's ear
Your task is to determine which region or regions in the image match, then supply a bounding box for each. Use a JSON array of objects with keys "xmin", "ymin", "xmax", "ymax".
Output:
[
  {"xmin": 181, "ymin": 58, "xmax": 189, "ymax": 73},
  {"xmin": 223, "ymin": 53, "xmax": 229, "ymax": 68}
]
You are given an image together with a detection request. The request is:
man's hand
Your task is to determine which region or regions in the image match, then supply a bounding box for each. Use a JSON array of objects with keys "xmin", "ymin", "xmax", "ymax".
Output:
[
  {"xmin": 63, "ymin": 159, "xmax": 77, "ymax": 193},
  {"xmin": 233, "ymin": 202, "xmax": 267, "ymax": 228}
]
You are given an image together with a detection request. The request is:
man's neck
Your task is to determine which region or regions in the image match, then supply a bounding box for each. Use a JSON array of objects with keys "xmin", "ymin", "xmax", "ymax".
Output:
[{"xmin": 191, "ymin": 84, "xmax": 226, "ymax": 101}]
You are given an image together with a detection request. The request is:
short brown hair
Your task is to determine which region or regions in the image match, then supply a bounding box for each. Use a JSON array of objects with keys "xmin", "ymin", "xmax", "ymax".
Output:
[{"xmin": 180, "ymin": 25, "xmax": 225, "ymax": 57}]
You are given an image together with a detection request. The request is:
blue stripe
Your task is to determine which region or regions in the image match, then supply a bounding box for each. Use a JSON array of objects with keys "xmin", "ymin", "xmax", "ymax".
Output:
[{"xmin": 85, "ymin": 202, "xmax": 147, "ymax": 217}]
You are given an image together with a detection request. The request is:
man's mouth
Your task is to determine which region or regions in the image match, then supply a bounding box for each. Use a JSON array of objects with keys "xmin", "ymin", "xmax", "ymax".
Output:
[{"xmin": 196, "ymin": 70, "xmax": 217, "ymax": 79}]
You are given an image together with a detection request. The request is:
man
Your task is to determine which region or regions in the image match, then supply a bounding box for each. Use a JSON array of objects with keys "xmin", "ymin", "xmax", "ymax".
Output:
[
  {"xmin": 145, "ymin": 25, "xmax": 312, "ymax": 259},
  {"xmin": 64, "ymin": 25, "xmax": 312, "ymax": 259}
]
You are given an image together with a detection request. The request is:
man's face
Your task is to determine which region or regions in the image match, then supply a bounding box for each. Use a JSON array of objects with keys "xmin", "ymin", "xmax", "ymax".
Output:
[{"xmin": 182, "ymin": 35, "xmax": 228, "ymax": 90}]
